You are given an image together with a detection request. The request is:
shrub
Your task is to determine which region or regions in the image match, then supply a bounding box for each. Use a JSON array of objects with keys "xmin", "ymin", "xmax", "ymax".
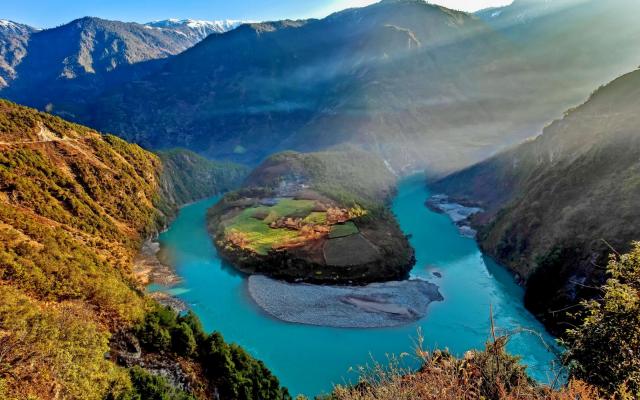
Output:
[
  {"xmin": 563, "ymin": 242, "xmax": 640, "ymax": 397},
  {"xmin": 171, "ymin": 322, "xmax": 197, "ymax": 357},
  {"xmin": 122, "ymin": 366, "xmax": 196, "ymax": 400}
]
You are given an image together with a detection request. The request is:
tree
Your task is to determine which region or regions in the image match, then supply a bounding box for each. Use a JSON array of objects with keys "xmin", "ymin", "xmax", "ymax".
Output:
[
  {"xmin": 171, "ymin": 322, "xmax": 197, "ymax": 357},
  {"xmin": 563, "ymin": 242, "xmax": 640, "ymax": 397}
]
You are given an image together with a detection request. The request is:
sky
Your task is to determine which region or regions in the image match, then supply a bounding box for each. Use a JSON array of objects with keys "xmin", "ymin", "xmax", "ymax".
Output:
[{"xmin": 2, "ymin": 0, "xmax": 513, "ymax": 29}]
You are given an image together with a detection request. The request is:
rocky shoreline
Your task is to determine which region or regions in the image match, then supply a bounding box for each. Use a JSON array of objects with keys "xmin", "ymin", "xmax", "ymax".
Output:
[
  {"xmin": 247, "ymin": 275, "xmax": 443, "ymax": 328},
  {"xmin": 134, "ymin": 239, "xmax": 181, "ymax": 287},
  {"xmin": 134, "ymin": 239, "xmax": 190, "ymax": 312},
  {"xmin": 426, "ymin": 194, "xmax": 482, "ymax": 238}
]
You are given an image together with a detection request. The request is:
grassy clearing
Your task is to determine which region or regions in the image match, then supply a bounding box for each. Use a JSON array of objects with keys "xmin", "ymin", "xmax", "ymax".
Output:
[
  {"xmin": 329, "ymin": 222, "xmax": 359, "ymax": 238},
  {"xmin": 303, "ymin": 212, "xmax": 327, "ymax": 225},
  {"xmin": 269, "ymin": 199, "xmax": 316, "ymax": 218}
]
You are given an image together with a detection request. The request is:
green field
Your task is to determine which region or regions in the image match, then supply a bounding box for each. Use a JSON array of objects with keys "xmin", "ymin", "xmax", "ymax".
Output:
[
  {"xmin": 225, "ymin": 199, "xmax": 317, "ymax": 255},
  {"xmin": 303, "ymin": 212, "xmax": 327, "ymax": 225},
  {"xmin": 328, "ymin": 222, "xmax": 359, "ymax": 238}
]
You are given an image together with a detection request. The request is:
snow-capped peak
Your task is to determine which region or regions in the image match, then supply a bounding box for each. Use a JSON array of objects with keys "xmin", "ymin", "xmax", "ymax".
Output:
[
  {"xmin": 146, "ymin": 19, "xmax": 245, "ymax": 34},
  {"xmin": 0, "ymin": 19, "xmax": 37, "ymax": 33},
  {"xmin": 0, "ymin": 19, "xmax": 18, "ymax": 28}
]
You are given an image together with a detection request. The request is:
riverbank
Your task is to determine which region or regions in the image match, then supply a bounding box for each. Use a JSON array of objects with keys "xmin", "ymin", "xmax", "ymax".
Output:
[
  {"xmin": 425, "ymin": 194, "xmax": 482, "ymax": 238},
  {"xmin": 149, "ymin": 177, "xmax": 559, "ymax": 396},
  {"xmin": 247, "ymin": 275, "xmax": 443, "ymax": 328},
  {"xmin": 134, "ymin": 239, "xmax": 181, "ymax": 287}
]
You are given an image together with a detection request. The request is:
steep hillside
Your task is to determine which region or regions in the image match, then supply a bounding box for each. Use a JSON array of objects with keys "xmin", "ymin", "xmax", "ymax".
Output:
[
  {"xmin": 208, "ymin": 149, "xmax": 415, "ymax": 283},
  {"xmin": 0, "ymin": 16, "xmax": 224, "ymax": 110},
  {"xmin": 0, "ymin": 100, "xmax": 287, "ymax": 400},
  {"xmin": 433, "ymin": 68, "xmax": 640, "ymax": 334},
  {"xmin": 158, "ymin": 149, "xmax": 249, "ymax": 205},
  {"xmin": 0, "ymin": 20, "xmax": 36, "ymax": 88}
]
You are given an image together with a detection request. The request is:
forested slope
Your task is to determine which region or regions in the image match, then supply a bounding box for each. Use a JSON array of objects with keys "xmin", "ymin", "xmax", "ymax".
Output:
[{"xmin": 0, "ymin": 100, "xmax": 285, "ymax": 400}]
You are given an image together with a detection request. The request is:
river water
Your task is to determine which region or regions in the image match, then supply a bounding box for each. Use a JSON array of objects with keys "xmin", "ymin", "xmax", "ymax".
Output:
[{"xmin": 152, "ymin": 174, "xmax": 559, "ymax": 397}]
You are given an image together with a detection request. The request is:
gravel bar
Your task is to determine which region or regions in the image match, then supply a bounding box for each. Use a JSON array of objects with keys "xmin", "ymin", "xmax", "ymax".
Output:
[{"xmin": 248, "ymin": 275, "xmax": 443, "ymax": 328}]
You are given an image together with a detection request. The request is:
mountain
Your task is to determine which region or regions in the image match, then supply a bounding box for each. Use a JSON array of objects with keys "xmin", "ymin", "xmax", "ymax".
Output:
[
  {"xmin": 38, "ymin": 0, "xmax": 639, "ymax": 177},
  {"xmin": 476, "ymin": 0, "xmax": 640, "ymax": 106},
  {"xmin": 0, "ymin": 16, "xmax": 226, "ymax": 108},
  {"xmin": 0, "ymin": 20, "xmax": 37, "ymax": 88},
  {"xmin": 146, "ymin": 18, "xmax": 244, "ymax": 39},
  {"xmin": 432, "ymin": 68, "xmax": 640, "ymax": 334},
  {"xmin": 0, "ymin": 99, "xmax": 287, "ymax": 400},
  {"xmin": 73, "ymin": 0, "xmax": 530, "ymax": 175}
]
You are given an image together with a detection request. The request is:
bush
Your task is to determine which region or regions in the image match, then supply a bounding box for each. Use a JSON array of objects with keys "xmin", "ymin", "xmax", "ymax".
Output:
[
  {"xmin": 171, "ymin": 322, "xmax": 197, "ymax": 357},
  {"xmin": 136, "ymin": 307, "xmax": 174, "ymax": 352},
  {"xmin": 563, "ymin": 242, "xmax": 640, "ymax": 397},
  {"xmin": 134, "ymin": 306, "xmax": 290, "ymax": 400},
  {"xmin": 117, "ymin": 366, "xmax": 196, "ymax": 400},
  {"xmin": 328, "ymin": 331, "xmax": 597, "ymax": 400}
]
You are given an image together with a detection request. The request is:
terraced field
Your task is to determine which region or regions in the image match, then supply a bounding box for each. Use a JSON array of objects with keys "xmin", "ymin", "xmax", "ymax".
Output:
[{"xmin": 223, "ymin": 198, "xmax": 359, "ymax": 255}]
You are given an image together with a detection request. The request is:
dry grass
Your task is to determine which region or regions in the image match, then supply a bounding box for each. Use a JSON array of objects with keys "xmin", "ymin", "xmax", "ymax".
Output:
[{"xmin": 329, "ymin": 331, "xmax": 599, "ymax": 400}]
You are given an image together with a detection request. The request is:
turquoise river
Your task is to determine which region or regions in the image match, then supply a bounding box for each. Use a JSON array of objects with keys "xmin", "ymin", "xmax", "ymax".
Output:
[{"xmin": 152, "ymin": 175, "xmax": 559, "ymax": 397}]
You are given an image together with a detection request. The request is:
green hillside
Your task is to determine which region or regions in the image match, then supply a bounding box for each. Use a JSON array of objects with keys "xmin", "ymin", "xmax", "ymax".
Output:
[
  {"xmin": 0, "ymin": 100, "xmax": 288, "ymax": 400},
  {"xmin": 159, "ymin": 149, "xmax": 249, "ymax": 205}
]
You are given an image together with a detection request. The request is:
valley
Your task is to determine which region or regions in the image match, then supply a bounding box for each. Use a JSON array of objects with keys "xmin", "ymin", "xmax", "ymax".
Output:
[
  {"xmin": 2, "ymin": 0, "xmax": 640, "ymax": 398},
  {"xmin": 150, "ymin": 175, "xmax": 558, "ymax": 396},
  {"xmin": 433, "ymin": 67, "xmax": 640, "ymax": 335}
]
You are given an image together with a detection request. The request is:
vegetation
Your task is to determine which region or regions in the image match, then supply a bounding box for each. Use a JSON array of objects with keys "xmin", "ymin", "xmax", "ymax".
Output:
[
  {"xmin": 158, "ymin": 149, "xmax": 249, "ymax": 205},
  {"xmin": 134, "ymin": 305, "xmax": 291, "ymax": 400},
  {"xmin": 433, "ymin": 68, "xmax": 640, "ymax": 335},
  {"xmin": 0, "ymin": 100, "xmax": 288, "ymax": 399},
  {"xmin": 224, "ymin": 201, "xmax": 312, "ymax": 255},
  {"xmin": 328, "ymin": 222, "xmax": 359, "ymax": 239},
  {"xmin": 562, "ymin": 242, "xmax": 640, "ymax": 398},
  {"xmin": 246, "ymin": 149, "xmax": 396, "ymax": 209},
  {"xmin": 323, "ymin": 332, "xmax": 597, "ymax": 400},
  {"xmin": 117, "ymin": 367, "xmax": 196, "ymax": 400},
  {"xmin": 0, "ymin": 285, "xmax": 122, "ymax": 400}
]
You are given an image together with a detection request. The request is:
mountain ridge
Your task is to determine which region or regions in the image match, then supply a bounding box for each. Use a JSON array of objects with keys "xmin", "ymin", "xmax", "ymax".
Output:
[
  {"xmin": 432, "ymin": 67, "xmax": 640, "ymax": 334},
  {"xmin": 20, "ymin": 0, "xmax": 638, "ymax": 179},
  {"xmin": 0, "ymin": 15, "xmax": 236, "ymax": 108}
]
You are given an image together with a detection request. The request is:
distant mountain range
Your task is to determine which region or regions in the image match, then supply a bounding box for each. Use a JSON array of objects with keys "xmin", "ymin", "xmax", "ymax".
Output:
[
  {"xmin": 433, "ymin": 66, "xmax": 640, "ymax": 334},
  {"xmin": 0, "ymin": 16, "xmax": 244, "ymax": 105},
  {"xmin": 1, "ymin": 0, "xmax": 640, "ymax": 176}
]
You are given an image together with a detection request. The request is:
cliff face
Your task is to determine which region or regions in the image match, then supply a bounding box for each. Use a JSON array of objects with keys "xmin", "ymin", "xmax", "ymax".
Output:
[
  {"xmin": 208, "ymin": 149, "xmax": 415, "ymax": 283},
  {"xmin": 0, "ymin": 100, "xmax": 285, "ymax": 400},
  {"xmin": 432, "ymin": 69, "xmax": 640, "ymax": 334}
]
